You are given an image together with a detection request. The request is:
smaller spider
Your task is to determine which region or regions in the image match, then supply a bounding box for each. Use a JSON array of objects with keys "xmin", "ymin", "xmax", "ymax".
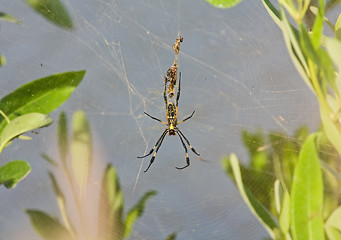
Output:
[
  {"xmin": 165, "ymin": 63, "xmax": 178, "ymax": 98},
  {"xmin": 172, "ymin": 35, "xmax": 183, "ymax": 55},
  {"xmin": 138, "ymin": 73, "xmax": 200, "ymax": 172}
]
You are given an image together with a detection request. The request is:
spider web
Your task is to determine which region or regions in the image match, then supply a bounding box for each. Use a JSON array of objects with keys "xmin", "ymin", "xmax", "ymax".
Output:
[{"xmin": 0, "ymin": 0, "xmax": 321, "ymax": 239}]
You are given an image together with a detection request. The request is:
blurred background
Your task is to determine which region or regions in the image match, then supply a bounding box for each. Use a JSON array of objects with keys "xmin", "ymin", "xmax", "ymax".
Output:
[{"xmin": 0, "ymin": 0, "xmax": 331, "ymax": 239}]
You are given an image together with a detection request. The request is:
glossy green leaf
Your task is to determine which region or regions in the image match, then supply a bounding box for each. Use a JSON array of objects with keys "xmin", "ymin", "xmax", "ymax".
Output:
[
  {"xmin": 0, "ymin": 160, "xmax": 31, "ymax": 188},
  {"xmin": 124, "ymin": 190, "xmax": 157, "ymax": 238},
  {"xmin": 0, "ymin": 113, "xmax": 53, "ymax": 153},
  {"xmin": 222, "ymin": 154, "xmax": 277, "ymax": 238},
  {"xmin": 49, "ymin": 172, "xmax": 75, "ymax": 236},
  {"xmin": 24, "ymin": 0, "xmax": 73, "ymax": 29},
  {"xmin": 71, "ymin": 110, "xmax": 92, "ymax": 198},
  {"xmin": 205, "ymin": 0, "xmax": 242, "ymax": 8},
  {"xmin": 0, "ymin": 70, "xmax": 85, "ymax": 132},
  {"xmin": 326, "ymin": 207, "xmax": 341, "ymax": 240},
  {"xmin": 25, "ymin": 210, "xmax": 74, "ymax": 240},
  {"xmin": 0, "ymin": 12, "xmax": 21, "ymax": 23},
  {"xmin": 98, "ymin": 164, "xmax": 124, "ymax": 240},
  {"xmin": 58, "ymin": 112, "xmax": 68, "ymax": 165},
  {"xmin": 290, "ymin": 134, "xmax": 324, "ymax": 240}
]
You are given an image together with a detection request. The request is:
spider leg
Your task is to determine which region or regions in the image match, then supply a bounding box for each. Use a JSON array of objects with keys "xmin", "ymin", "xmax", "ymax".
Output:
[
  {"xmin": 176, "ymin": 72, "xmax": 181, "ymax": 107},
  {"xmin": 175, "ymin": 132, "xmax": 190, "ymax": 170},
  {"xmin": 163, "ymin": 77, "xmax": 168, "ymax": 108},
  {"xmin": 144, "ymin": 112, "xmax": 167, "ymax": 125},
  {"xmin": 137, "ymin": 129, "xmax": 168, "ymax": 159},
  {"xmin": 144, "ymin": 130, "xmax": 168, "ymax": 172},
  {"xmin": 178, "ymin": 111, "xmax": 195, "ymax": 124},
  {"xmin": 176, "ymin": 128, "xmax": 200, "ymax": 156}
]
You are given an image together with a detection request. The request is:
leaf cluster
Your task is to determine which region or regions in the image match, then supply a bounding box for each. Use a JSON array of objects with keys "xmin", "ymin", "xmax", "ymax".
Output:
[
  {"xmin": 26, "ymin": 111, "xmax": 158, "ymax": 240},
  {"xmin": 0, "ymin": 71, "xmax": 85, "ymax": 189},
  {"xmin": 219, "ymin": 0, "xmax": 341, "ymax": 239}
]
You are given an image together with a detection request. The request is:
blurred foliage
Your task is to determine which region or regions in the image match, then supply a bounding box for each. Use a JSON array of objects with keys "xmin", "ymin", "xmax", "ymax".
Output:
[
  {"xmin": 28, "ymin": 111, "xmax": 158, "ymax": 240},
  {"xmin": 223, "ymin": 0, "xmax": 341, "ymax": 238},
  {"xmin": 224, "ymin": 128, "xmax": 341, "ymax": 239},
  {"xmin": 0, "ymin": 2, "xmax": 80, "ymax": 188},
  {"xmin": 0, "ymin": 71, "xmax": 84, "ymax": 189},
  {"xmin": 224, "ymin": 126, "xmax": 310, "ymax": 214}
]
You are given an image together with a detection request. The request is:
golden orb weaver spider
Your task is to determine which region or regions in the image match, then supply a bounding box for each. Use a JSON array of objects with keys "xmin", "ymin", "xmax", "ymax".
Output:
[{"xmin": 137, "ymin": 73, "xmax": 200, "ymax": 172}]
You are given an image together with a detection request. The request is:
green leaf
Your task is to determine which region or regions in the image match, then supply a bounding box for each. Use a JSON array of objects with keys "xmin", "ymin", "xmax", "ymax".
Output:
[
  {"xmin": 300, "ymin": 25, "xmax": 336, "ymax": 92},
  {"xmin": 124, "ymin": 190, "xmax": 157, "ymax": 238},
  {"xmin": 262, "ymin": 0, "xmax": 281, "ymax": 27},
  {"xmin": 98, "ymin": 164, "xmax": 124, "ymax": 240},
  {"xmin": 311, "ymin": 0, "xmax": 324, "ymax": 48},
  {"xmin": 25, "ymin": 209, "xmax": 74, "ymax": 240},
  {"xmin": 70, "ymin": 110, "xmax": 92, "ymax": 198},
  {"xmin": 0, "ymin": 113, "xmax": 53, "ymax": 153},
  {"xmin": 0, "ymin": 12, "xmax": 21, "ymax": 23},
  {"xmin": 280, "ymin": 8, "xmax": 312, "ymax": 91},
  {"xmin": 24, "ymin": 0, "xmax": 73, "ymax": 29},
  {"xmin": 205, "ymin": 0, "xmax": 242, "ymax": 8},
  {"xmin": 326, "ymin": 207, "xmax": 341, "ymax": 240},
  {"xmin": 49, "ymin": 172, "xmax": 75, "ymax": 236},
  {"xmin": 222, "ymin": 154, "xmax": 277, "ymax": 238},
  {"xmin": 0, "ymin": 70, "xmax": 85, "ymax": 132},
  {"xmin": 0, "ymin": 160, "xmax": 31, "ymax": 188},
  {"xmin": 58, "ymin": 112, "xmax": 68, "ymax": 165},
  {"xmin": 290, "ymin": 134, "xmax": 324, "ymax": 240}
]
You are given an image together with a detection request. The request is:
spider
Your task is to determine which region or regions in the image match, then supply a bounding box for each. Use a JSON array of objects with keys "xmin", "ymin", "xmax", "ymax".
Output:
[{"xmin": 137, "ymin": 73, "xmax": 200, "ymax": 172}]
